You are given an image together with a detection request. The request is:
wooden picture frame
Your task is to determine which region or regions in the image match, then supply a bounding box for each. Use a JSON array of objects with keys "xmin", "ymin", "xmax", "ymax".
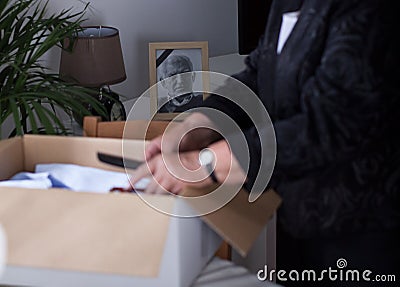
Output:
[{"xmin": 149, "ymin": 41, "xmax": 209, "ymax": 121}]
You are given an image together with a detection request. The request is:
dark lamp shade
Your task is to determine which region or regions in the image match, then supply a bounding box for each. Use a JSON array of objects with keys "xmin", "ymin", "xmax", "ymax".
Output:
[{"xmin": 59, "ymin": 26, "xmax": 126, "ymax": 87}]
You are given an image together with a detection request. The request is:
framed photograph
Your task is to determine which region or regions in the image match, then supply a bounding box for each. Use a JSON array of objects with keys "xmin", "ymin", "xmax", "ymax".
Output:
[{"xmin": 149, "ymin": 41, "xmax": 209, "ymax": 120}]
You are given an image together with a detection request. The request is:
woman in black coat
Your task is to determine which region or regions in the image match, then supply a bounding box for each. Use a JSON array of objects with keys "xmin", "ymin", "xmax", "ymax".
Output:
[{"xmin": 133, "ymin": 0, "xmax": 399, "ymax": 286}]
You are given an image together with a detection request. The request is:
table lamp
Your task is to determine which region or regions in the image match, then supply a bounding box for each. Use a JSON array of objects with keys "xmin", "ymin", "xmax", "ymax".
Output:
[{"xmin": 59, "ymin": 26, "xmax": 127, "ymax": 122}]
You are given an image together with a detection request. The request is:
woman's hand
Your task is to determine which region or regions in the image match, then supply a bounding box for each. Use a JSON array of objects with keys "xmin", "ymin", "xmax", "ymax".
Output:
[
  {"xmin": 145, "ymin": 112, "xmax": 221, "ymax": 161},
  {"xmin": 130, "ymin": 139, "xmax": 247, "ymax": 195},
  {"xmin": 131, "ymin": 150, "xmax": 208, "ymax": 194}
]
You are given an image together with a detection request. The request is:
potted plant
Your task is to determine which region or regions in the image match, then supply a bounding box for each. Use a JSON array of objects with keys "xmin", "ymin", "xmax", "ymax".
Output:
[{"xmin": 0, "ymin": 0, "xmax": 106, "ymax": 137}]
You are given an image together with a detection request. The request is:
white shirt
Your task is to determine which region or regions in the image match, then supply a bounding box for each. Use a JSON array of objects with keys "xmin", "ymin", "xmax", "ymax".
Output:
[{"xmin": 277, "ymin": 11, "xmax": 300, "ymax": 54}]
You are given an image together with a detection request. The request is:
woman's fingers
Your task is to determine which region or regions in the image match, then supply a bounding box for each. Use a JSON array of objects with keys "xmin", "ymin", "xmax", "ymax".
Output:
[
  {"xmin": 145, "ymin": 136, "xmax": 162, "ymax": 160},
  {"xmin": 130, "ymin": 159, "xmax": 153, "ymax": 187},
  {"xmin": 145, "ymin": 178, "xmax": 165, "ymax": 194},
  {"xmin": 131, "ymin": 154, "xmax": 185, "ymax": 195},
  {"xmin": 144, "ymin": 113, "xmax": 218, "ymax": 161}
]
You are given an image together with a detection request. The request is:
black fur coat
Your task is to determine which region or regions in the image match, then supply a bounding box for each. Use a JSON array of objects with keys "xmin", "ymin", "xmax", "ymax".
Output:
[{"xmin": 203, "ymin": 0, "xmax": 399, "ymax": 238}]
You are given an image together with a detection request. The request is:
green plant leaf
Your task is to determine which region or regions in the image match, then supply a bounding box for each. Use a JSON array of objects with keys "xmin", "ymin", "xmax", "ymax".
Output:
[
  {"xmin": 1, "ymin": 0, "xmax": 106, "ymax": 137},
  {"xmin": 8, "ymin": 98, "xmax": 23, "ymax": 136},
  {"xmin": 22, "ymin": 99, "xmax": 39, "ymax": 134},
  {"xmin": 31, "ymin": 100, "xmax": 56, "ymax": 134}
]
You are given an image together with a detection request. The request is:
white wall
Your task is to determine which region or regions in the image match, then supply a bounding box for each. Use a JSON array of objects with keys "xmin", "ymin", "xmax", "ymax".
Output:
[{"xmin": 45, "ymin": 0, "xmax": 238, "ymax": 101}]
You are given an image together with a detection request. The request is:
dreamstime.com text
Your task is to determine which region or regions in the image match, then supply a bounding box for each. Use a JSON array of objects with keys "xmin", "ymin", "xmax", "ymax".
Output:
[{"xmin": 257, "ymin": 258, "xmax": 396, "ymax": 283}]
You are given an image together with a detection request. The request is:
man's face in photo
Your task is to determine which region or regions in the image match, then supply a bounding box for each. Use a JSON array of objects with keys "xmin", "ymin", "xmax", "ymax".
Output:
[{"xmin": 160, "ymin": 57, "xmax": 195, "ymax": 98}]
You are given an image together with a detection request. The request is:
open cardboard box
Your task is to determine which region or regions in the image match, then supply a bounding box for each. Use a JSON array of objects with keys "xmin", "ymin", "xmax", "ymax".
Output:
[{"xmin": 0, "ymin": 135, "xmax": 281, "ymax": 287}]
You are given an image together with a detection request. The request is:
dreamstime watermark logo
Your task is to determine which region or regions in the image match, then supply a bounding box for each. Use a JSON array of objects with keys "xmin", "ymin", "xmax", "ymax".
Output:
[
  {"xmin": 257, "ymin": 258, "xmax": 396, "ymax": 283},
  {"xmin": 122, "ymin": 71, "xmax": 277, "ymax": 217}
]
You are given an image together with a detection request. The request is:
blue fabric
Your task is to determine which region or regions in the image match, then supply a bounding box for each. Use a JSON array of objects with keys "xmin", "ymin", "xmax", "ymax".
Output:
[
  {"xmin": 9, "ymin": 172, "xmax": 70, "ymax": 189},
  {"xmin": 0, "ymin": 164, "xmax": 149, "ymax": 193}
]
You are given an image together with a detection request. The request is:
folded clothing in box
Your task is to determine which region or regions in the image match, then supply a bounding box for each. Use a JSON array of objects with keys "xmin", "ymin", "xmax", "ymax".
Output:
[{"xmin": 0, "ymin": 163, "xmax": 149, "ymax": 193}]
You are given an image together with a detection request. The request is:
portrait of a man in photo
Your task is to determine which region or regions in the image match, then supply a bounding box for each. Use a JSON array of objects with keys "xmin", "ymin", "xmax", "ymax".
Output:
[{"xmin": 157, "ymin": 54, "xmax": 203, "ymax": 113}]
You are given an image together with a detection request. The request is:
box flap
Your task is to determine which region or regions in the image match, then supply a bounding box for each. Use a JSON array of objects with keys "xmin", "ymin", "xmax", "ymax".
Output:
[
  {"xmin": 22, "ymin": 135, "xmax": 145, "ymax": 172},
  {"xmin": 0, "ymin": 137, "xmax": 24, "ymax": 180},
  {"xmin": 0, "ymin": 187, "xmax": 174, "ymax": 277},
  {"xmin": 203, "ymin": 189, "xmax": 281, "ymax": 257},
  {"xmin": 184, "ymin": 186, "xmax": 281, "ymax": 257}
]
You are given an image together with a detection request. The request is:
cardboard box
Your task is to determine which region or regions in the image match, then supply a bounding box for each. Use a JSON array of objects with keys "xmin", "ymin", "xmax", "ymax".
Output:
[{"xmin": 0, "ymin": 135, "xmax": 281, "ymax": 287}]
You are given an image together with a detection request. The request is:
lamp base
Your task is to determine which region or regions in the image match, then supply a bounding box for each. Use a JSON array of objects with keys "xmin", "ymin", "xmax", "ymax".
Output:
[
  {"xmin": 99, "ymin": 86, "xmax": 126, "ymax": 121},
  {"xmin": 73, "ymin": 86, "xmax": 126, "ymax": 127}
]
